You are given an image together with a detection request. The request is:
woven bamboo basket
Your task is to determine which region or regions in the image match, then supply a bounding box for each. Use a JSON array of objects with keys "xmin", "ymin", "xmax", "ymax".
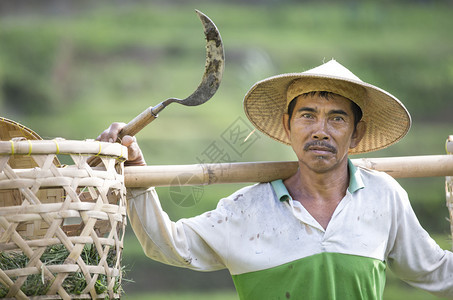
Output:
[{"xmin": 0, "ymin": 137, "xmax": 128, "ymax": 299}]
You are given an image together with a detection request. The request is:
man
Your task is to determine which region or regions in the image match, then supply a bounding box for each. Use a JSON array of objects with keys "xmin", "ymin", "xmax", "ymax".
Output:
[{"xmin": 99, "ymin": 60, "xmax": 453, "ymax": 299}]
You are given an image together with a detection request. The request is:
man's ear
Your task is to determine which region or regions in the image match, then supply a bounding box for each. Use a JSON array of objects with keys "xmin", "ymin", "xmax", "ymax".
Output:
[
  {"xmin": 350, "ymin": 121, "xmax": 366, "ymax": 149},
  {"xmin": 282, "ymin": 113, "xmax": 291, "ymax": 140}
]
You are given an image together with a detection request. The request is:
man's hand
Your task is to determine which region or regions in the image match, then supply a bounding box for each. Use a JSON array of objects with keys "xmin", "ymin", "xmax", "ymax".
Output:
[{"xmin": 97, "ymin": 122, "xmax": 146, "ymax": 166}]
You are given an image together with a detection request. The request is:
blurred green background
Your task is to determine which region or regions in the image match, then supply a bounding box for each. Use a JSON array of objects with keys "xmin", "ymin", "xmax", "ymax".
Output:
[{"xmin": 1, "ymin": 0, "xmax": 452, "ymax": 299}]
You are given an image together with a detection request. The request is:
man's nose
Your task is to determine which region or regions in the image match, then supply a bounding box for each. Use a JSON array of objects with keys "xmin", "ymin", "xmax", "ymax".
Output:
[{"xmin": 312, "ymin": 119, "xmax": 329, "ymax": 140}]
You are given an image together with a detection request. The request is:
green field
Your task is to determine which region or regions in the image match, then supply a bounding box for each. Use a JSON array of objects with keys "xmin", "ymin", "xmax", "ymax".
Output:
[{"xmin": 1, "ymin": 1, "xmax": 452, "ymax": 299}]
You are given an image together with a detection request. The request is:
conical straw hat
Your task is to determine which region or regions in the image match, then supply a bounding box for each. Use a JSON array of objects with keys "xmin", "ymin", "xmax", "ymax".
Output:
[{"xmin": 243, "ymin": 59, "xmax": 411, "ymax": 154}]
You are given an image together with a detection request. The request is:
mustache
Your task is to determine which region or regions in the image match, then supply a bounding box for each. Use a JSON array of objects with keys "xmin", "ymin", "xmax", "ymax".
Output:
[{"xmin": 303, "ymin": 141, "xmax": 337, "ymax": 154}]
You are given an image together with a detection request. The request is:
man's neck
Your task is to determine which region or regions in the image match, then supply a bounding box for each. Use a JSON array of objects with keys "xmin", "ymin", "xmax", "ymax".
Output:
[
  {"xmin": 283, "ymin": 159, "xmax": 350, "ymax": 230},
  {"xmin": 285, "ymin": 159, "xmax": 350, "ymax": 202}
]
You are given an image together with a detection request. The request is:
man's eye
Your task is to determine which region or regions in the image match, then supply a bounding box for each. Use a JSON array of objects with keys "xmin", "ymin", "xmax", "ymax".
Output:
[
  {"xmin": 332, "ymin": 116, "xmax": 345, "ymax": 122},
  {"xmin": 302, "ymin": 113, "xmax": 314, "ymax": 119}
]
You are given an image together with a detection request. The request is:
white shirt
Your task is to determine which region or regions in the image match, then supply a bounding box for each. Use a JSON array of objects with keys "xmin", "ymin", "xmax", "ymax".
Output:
[{"xmin": 126, "ymin": 161, "xmax": 453, "ymax": 298}]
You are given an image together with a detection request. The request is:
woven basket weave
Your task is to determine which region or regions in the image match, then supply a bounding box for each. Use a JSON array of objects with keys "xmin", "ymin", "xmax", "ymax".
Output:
[{"xmin": 0, "ymin": 139, "xmax": 127, "ymax": 299}]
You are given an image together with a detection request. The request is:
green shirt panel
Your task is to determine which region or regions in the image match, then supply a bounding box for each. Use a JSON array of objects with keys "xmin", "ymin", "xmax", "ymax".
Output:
[{"xmin": 232, "ymin": 252, "xmax": 386, "ymax": 300}]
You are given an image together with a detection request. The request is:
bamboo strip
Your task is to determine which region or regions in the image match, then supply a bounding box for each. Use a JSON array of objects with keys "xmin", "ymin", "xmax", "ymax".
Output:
[
  {"xmin": 0, "ymin": 140, "xmax": 127, "ymax": 159},
  {"xmin": 0, "ymin": 171, "xmax": 124, "ymax": 189},
  {"xmin": 0, "ymin": 237, "xmax": 117, "ymax": 252},
  {"xmin": 2, "ymin": 265, "xmax": 120, "ymax": 278},
  {"xmin": 1, "ymin": 210, "xmax": 124, "ymax": 224},
  {"xmin": 0, "ymin": 202, "xmax": 125, "ymax": 216},
  {"xmin": 124, "ymin": 154, "xmax": 453, "ymax": 187},
  {"xmin": 0, "ymin": 269, "xmax": 29, "ymax": 300},
  {"xmin": 0, "ymin": 166, "xmax": 123, "ymax": 181}
]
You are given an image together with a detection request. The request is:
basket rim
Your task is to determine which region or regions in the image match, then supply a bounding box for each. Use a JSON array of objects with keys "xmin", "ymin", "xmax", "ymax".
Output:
[{"xmin": 0, "ymin": 139, "xmax": 128, "ymax": 159}]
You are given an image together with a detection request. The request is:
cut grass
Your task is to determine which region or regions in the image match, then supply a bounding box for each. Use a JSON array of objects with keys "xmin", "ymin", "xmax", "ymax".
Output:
[{"xmin": 0, "ymin": 244, "xmax": 126, "ymax": 297}]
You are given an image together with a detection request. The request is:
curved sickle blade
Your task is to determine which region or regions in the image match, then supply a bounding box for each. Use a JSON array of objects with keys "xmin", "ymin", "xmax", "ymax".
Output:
[
  {"xmin": 180, "ymin": 10, "xmax": 225, "ymax": 106},
  {"xmin": 89, "ymin": 11, "xmax": 225, "ymax": 167},
  {"xmin": 113, "ymin": 10, "xmax": 225, "ymax": 140}
]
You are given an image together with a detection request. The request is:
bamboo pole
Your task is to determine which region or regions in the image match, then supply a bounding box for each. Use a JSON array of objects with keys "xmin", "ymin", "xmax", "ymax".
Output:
[
  {"xmin": 446, "ymin": 135, "xmax": 453, "ymax": 250},
  {"xmin": 124, "ymin": 154, "xmax": 453, "ymax": 188}
]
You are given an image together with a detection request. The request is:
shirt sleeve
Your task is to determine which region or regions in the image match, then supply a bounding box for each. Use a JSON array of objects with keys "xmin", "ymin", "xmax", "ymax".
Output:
[
  {"xmin": 126, "ymin": 187, "xmax": 229, "ymax": 272},
  {"xmin": 385, "ymin": 185, "xmax": 453, "ymax": 297}
]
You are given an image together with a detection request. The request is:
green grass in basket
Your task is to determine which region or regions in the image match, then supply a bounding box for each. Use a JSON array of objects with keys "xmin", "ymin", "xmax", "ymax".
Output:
[{"xmin": 0, "ymin": 244, "xmax": 127, "ymax": 297}]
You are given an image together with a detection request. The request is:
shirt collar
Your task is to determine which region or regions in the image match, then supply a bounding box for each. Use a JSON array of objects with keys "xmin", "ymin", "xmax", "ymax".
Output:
[
  {"xmin": 271, "ymin": 179, "xmax": 291, "ymax": 202},
  {"xmin": 347, "ymin": 158, "xmax": 364, "ymax": 193},
  {"xmin": 271, "ymin": 159, "xmax": 365, "ymax": 202}
]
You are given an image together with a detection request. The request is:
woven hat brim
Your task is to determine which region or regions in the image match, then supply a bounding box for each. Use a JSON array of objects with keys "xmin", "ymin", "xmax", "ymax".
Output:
[
  {"xmin": 243, "ymin": 73, "xmax": 411, "ymax": 154},
  {"xmin": 0, "ymin": 117, "xmax": 62, "ymax": 168},
  {"xmin": 0, "ymin": 117, "xmax": 42, "ymax": 141}
]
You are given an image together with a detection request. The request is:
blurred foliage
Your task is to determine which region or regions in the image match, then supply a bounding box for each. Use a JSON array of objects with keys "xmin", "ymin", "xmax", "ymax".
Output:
[
  {"xmin": 0, "ymin": 1, "xmax": 452, "ymax": 299},
  {"xmin": 1, "ymin": 2, "xmax": 453, "ymax": 125}
]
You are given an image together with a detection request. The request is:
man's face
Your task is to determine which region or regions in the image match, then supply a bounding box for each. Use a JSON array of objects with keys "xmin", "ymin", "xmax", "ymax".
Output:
[{"xmin": 282, "ymin": 92, "xmax": 365, "ymax": 174}]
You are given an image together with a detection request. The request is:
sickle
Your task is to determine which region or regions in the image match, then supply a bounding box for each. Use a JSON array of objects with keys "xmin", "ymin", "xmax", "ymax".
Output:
[{"xmin": 118, "ymin": 10, "xmax": 225, "ymax": 139}]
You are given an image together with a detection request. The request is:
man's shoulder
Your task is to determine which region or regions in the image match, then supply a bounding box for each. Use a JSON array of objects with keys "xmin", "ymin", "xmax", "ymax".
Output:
[
  {"xmin": 218, "ymin": 182, "xmax": 276, "ymax": 210},
  {"xmin": 356, "ymin": 166, "xmax": 406, "ymax": 193},
  {"xmin": 228, "ymin": 182, "xmax": 275, "ymax": 201}
]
